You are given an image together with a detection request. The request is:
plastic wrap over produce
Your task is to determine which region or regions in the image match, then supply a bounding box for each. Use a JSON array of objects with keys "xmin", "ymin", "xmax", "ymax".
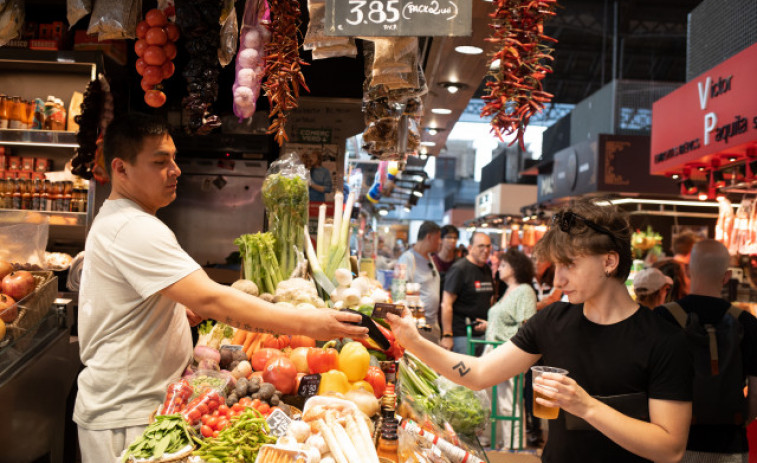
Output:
[
  {"xmin": 0, "ymin": 211, "xmax": 49, "ymax": 267},
  {"xmin": 262, "ymin": 152, "xmax": 309, "ymax": 280},
  {"xmin": 233, "ymin": 0, "xmax": 270, "ymax": 120},
  {"xmin": 87, "ymin": 0, "xmax": 141, "ymax": 40}
]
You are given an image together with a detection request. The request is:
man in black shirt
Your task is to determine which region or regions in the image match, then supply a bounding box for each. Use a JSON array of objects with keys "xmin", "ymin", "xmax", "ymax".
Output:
[
  {"xmin": 440, "ymin": 232, "xmax": 494, "ymax": 353},
  {"xmin": 654, "ymin": 239, "xmax": 757, "ymax": 463}
]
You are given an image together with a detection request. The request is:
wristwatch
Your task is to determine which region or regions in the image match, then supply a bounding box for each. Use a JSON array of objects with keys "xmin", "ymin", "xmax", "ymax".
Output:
[{"xmin": 442, "ymin": 333, "xmax": 453, "ymax": 338}]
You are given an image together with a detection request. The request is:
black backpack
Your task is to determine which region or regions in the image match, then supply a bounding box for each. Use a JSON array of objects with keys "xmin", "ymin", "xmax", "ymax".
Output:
[{"xmin": 663, "ymin": 302, "xmax": 747, "ymax": 425}]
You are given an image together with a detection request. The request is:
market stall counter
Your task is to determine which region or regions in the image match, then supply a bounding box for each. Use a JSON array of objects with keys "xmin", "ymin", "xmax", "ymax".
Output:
[{"xmin": 0, "ymin": 294, "xmax": 79, "ymax": 463}]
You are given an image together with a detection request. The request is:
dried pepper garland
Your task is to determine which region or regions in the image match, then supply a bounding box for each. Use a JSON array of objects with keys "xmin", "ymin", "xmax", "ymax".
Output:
[
  {"xmin": 481, "ymin": 0, "xmax": 558, "ymax": 149},
  {"xmin": 263, "ymin": 0, "xmax": 309, "ymax": 146}
]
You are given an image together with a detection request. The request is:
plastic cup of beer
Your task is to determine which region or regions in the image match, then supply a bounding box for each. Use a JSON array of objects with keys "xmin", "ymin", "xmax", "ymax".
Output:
[{"xmin": 531, "ymin": 366, "xmax": 569, "ymax": 420}]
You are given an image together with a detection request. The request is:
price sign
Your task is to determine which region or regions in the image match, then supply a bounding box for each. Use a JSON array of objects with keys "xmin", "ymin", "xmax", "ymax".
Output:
[
  {"xmin": 266, "ymin": 408, "xmax": 293, "ymax": 437},
  {"xmin": 297, "ymin": 374, "xmax": 321, "ymax": 398},
  {"xmin": 325, "ymin": 0, "xmax": 471, "ymax": 37}
]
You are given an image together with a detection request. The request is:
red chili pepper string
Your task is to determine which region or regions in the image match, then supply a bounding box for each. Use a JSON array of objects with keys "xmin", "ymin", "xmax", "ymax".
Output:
[
  {"xmin": 263, "ymin": 0, "xmax": 310, "ymax": 146},
  {"xmin": 482, "ymin": 0, "xmax": 559, "ymax": 149}
]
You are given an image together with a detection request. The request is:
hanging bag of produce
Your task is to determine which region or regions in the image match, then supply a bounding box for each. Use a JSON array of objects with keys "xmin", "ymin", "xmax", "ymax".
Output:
[
  {"xmin": 262, "ymin": 153, "xmax": 310, "ymax": 281},
  {"xmin": 0, "ymin": 0, "xmax": 24, "ymax": 47},
  {"xmin": 87, "ymin": 0, "xmax": 140, "ymax": 40},
  {"xmin": 233, "ymin": 0, "xmax": 270, "ymax": 120}
]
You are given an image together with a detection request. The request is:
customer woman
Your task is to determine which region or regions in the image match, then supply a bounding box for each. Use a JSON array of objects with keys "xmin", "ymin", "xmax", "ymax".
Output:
[
  {"xmin": 477, "ymin": 249, "xmax": 536, "ymax": 449},
  {"xmin": 633, "ymin": 267, "xmax": 673, "ymax": 308},
  {"xmin": 386, "ymin": 198, "xmax": 693, "ymax": 463}
]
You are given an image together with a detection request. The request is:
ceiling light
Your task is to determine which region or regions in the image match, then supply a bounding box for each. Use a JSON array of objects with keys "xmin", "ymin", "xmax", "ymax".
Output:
[
  {"xmin": 455, "ymin": 45, "xmax": 483, "ymax": 55},
  {"xmin": 698, "ymin": 193, "xmax": 709, "ymax": 201},
  {"xmin": 420, "ymin": 141, "xmax": 436, "ymax": 147},
  {"xmin": 403, "ymin": 206, "xmax": 411, "ymax": 212},
  {"xmin": 431, "ymin": 108, "xmax": 452, "ymax": 115},
  {"xmin": 419, "ymin": 153, "xmax": 428, "ymax": 161},
  {"xmin": 413, "ymin": 190, "xmax": 423, "ymax": 198},
  {"xmin": 427, "ymin": 128, "xmax": 439, "ymax": 135},
  {"xmin": 439, "ymin": 81, "xmax": 468, "ymax": 94},
  {"xmin": 490, "ymin": 58, "xmax": 501, "ymax": 70},
  {"xmin": 671, "ymin": 173, "xmax": 680, "ymax": 180}
]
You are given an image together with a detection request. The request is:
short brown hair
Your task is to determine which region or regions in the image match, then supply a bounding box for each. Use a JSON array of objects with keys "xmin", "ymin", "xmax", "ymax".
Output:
[
  {"xmin": 534, "ymin": 198, "xmax": 633, "ymax": 281},
  {"xmin": 672, "ymin": 232, "xmax": 699, "ymax": 256}
]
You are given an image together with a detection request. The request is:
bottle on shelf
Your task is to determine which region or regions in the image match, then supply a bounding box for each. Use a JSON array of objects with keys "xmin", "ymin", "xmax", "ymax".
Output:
[
  {"xmin": 9, "ymin": 97, "xmax": 26, "ymax": 129},
  {"xmin": 0, "ymin": 95, "xmax": 8, "ymax": 129}
]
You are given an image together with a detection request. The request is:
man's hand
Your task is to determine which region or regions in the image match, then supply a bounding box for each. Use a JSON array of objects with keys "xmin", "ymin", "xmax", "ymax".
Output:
[
  {"xmin": 299, "ymin": 308, "xmax": 368, "ymax": 340},
  {"xmin": 185, "ymin": 307, "xmax": 204, "ymax": 327}
]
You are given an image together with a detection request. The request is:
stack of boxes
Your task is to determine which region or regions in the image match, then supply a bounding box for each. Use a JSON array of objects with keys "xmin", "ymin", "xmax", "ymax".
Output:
[{"xmin": 0, "ymin": 147, "xmax": 49, "ymax": 180}]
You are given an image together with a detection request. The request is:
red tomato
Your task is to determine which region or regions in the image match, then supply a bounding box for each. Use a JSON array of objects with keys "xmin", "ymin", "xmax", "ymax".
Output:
[
  {"xmin": 144, "ymin": 90, "xmax": 166, "ymax": 108},
  {"xmin": 142, "ymin": 66, "xmax": 163, "ymax": 85},
  {"xmin": 251, "ymin": 348, "xmax": 284, "ymax": 371},
  {"xmin": 250, "ymin": 398, "xmax": 262, "ymax": 409},
  {"xmin": 257, "ymin": 403, "xmax": 271, "ymax": 415},
  {"xmin": 136, "ymin": 58, "xmax": 147, "ymax": 76},
  {"xmin": 217, "ymin": 404, "xmax": 230, "ymax": 416},
  {"xmin": 290, "ymin": 335, "xmax": 316, "ymax": 349},
  {"xmin": 163, "ymin": 42, "xmax": 177, "ymax": 60},
  {"xmin": 165, "ymin": 23, "xmax": 180, "ymax": 41},
  {"xmin": 207, "ymin": 399, "xmax": 219, "ymax": 411},
  {"xmin": 212, "ymin": 430, "xmax": 219, "ymax": 438},
  {"xmin": 188, "ymin": 409, "xmax": 201, "ymax": 422},
  {"xmin": 261, "ymin": 334, "xmax": 291, "ymax": 350},
  {"xmin": 140, "ymin": 78, "xmax": 154, "ymax": 92},
  {"xmin": 211, "ymin": 409, "xmax": 220, "ymax": 417},
  {"xmin": 143, "ymin": 45, "xmax": 167, "ymax": 66},
  {"xmin": 363, "ymin": 365, "xmax": 387, "ymax": 398},
  {"xmin": 206, "ymin": 416, "xmax": 219, "ymax": 429},
  {"xmin": 201, "ymin": 414, "xmax": 211, "ymax": 425},
  {"xmin": 145, "ymin": 8, "xmax": 167, "ymax": 27},
  {"xmin": 145, "ymin": 26, "xmax": 168, "ymax": 46},
  {"xmin": 161, "ymin": 61, "xmax": 175, "ymax": 79},
  {"xmin": 263, "ymin": 357, "xmax": 298, "ymax": 395},
  {"xmin": 136, "ymin": 21, "xmax": 150, "ymax": 39},
  {"xmin": 238, "ymin": 397, "xmax": 252, "ymax": 407},
  {"xmin": 231, "ymin": 403, "xmax": 244, "ymax": 413},
  {"xmin": 216, "ymin": 418, "xmax": 230, "ymax": 430},
  {"xmin": 200, "ymin": 425, "xmax": 213, "ymax": 438},
  {"xmin": 134, "ymin": 39, "xmax": 148, "ymax": 57}
]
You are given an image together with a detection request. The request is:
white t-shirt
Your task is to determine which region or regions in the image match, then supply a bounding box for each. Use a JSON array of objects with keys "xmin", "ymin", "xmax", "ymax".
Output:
[
  {"xmin": 398, "ymin": 249, "xmax": 440, "ymax": 325},
  {"xmin": 74, "ymin": 199, "xmax": 200, "ymax": 430}
]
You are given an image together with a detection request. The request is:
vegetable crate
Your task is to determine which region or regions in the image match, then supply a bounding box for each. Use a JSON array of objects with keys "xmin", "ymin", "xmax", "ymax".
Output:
[{"xmin": 4, "ymin": 271, "xmax": 58, "ymax": 350}]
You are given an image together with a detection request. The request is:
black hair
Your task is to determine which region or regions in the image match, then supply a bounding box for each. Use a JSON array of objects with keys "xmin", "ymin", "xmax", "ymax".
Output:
[
  {"xmin": 441, "ymin": 225, "xmax": 459, "ymax": 239},
  {"xmin": 103, "ymin": 113, "xmax": 171, "ymax": 175},
  {"xmin": 500, "ymin": 248, "xmax": 536, "ymax": 285},
  {"xmin": 417, "ymin": 221, "xmax": 441, "ymax": 240}
]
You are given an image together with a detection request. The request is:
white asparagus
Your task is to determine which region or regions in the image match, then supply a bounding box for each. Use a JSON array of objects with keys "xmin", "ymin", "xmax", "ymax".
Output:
[
  {"xmin": 331, "ymin": 192, "xmax": 343, "ymax": 247},
  {"xmin": 346, "ymin": 414, "xmax": 379, "ymax": 463},
  {"xmin": 339, "ymin": 192, "xmax": 355, "ymax": 244},
  {"xmin": 317, "ymin": 204, "xmax": 327, "ymax": 263},
  {"xmin": 325, "ymin": 413, "xmax": 363, "ymax": 463},
  {"xmin": 314, "ymin": 419, "xmax": 349, "ymax": 463}
]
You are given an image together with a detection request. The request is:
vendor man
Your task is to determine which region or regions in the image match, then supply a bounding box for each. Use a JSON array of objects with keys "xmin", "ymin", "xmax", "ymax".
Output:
[{"xmin": 74, "ymin": 113, "xmax": 367, "ymax": 463}]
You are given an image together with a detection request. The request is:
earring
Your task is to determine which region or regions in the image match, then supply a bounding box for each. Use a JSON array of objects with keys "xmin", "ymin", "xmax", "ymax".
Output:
[{"xmin": 605, "ymin": 270, "xmax": 611, "ymax": 278}]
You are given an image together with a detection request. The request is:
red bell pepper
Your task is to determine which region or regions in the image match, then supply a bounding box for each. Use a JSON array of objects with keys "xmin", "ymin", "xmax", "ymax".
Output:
[
  {"xmin": 376, "ymin": 324, "xmax": 405, "ymax": 360},
  {"xmin": 307, "ymin": 341, "xmax": 339, "ymax": 374}
]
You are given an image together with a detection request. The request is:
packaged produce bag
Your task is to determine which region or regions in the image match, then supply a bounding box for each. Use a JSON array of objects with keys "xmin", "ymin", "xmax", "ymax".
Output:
[{"xmin": 0, "ymin": 211, "xmax": 49, "ymax": 267}]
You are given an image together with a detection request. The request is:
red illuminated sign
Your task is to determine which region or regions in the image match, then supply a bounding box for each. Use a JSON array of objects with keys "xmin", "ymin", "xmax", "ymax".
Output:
[{"xmin": 650, "ymin": 43, "xmax": 757, "ymax": 175}]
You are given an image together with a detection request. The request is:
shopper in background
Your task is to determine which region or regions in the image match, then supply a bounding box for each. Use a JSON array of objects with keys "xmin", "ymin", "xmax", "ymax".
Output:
[
  {"xmin": 74, "ymin": 114, "xmax": 367, "ymax": 463},
  {"xmin": 654, "ymin": 257, "xmax": 689, "ymax": 302},
  {"xmin": 398, "ymin": 221, "xmax": 442, "ymax": 343},
  {"xmin": 654, "ymin": 239, "xmax": 757, "ymax": 463},
  {"xmin": 304, "ymin": 148, "xmax": 332, "ymax": 202},
  {"xmin": 633, "ymin": 267, "xmax": 673, "ymax": 308},
  {"xmin": 477, "ymin": 248, "xmax": 537, "ymax": 449},
  {"xmin": 433, "ymin": 225, "xmax": 459, "ymax": 290},
  {"xmin": 441, "ymin": 232, "xmax": 494, "ymax": 353},
  {"xmin": 534, "ymin": 256, "xmax": 563, "ymax": 311},
  {"xmin": 672, "ymin": 231, "xmax": 699, "ymax": 268},
  {"xmin": 387, "ymin": 198, "xmax": 692, "ymax": 463}
]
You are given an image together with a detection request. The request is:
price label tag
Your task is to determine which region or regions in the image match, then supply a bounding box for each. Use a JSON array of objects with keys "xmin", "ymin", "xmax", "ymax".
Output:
[
  {"xmin": 325, "ymin": 0, "xmax": 471, "ymax": 37},
  {"xmin": 265, "ymin": 408, "xmax": 293, "ymax": 437},
  {"xmin": 297, "ymin": 374, "xmax": 321, "ymax": 398}
]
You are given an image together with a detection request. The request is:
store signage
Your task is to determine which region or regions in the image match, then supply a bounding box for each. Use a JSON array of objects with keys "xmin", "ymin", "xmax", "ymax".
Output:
[
  {"xmin": 265, "ymin": 408, "xmax": 292, "ymax": 437},
  {"xmin": 650, "ymin": 43, "xmax": 757, "ymax": 175},
  {"xmin": 325, "ymin": 0, "xmax": 472, "ymax": 37},
  {"xmin": 297, "ymin": 128, "xmax": 332, "ymax": 144}
]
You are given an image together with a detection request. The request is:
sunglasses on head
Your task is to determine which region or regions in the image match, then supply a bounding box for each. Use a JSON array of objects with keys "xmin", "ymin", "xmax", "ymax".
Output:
[
  {"xmin": 552, "ymin": 211, "xmax": 618, "ymax": 241},
  {"xmin": 427, "ymin": 262, "xmax": 437, "ymax": 277}
]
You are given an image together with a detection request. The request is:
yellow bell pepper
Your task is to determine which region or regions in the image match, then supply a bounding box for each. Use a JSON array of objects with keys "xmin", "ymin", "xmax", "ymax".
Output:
[
  {"xmin": 319, "ymin": 369, "xmax": 350, "ymax": 395},
  {"xmin": 338, "ymin": 341, "xmax": 371, "ymax": 382},
  {"xmin": 349, "ymin": 380, "xmax": 375, "ymax": 395}
]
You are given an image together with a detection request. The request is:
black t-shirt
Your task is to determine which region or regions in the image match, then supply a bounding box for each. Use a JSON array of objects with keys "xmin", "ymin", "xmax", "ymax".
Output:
[
  {"xmin": 654, "ymin": 295, "xmax": 757, "ymax": 453},
  {"xmin": 443, "ymin": 258, "xmax": 494, "ymax": 336},
  {"xmin": 511, "ymin": 302, "xmax": 692, "ymax": 463}
]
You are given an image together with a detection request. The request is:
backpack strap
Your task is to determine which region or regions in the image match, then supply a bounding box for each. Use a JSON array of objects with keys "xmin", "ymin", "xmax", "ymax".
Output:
[
  {"xmin": 662, "ymin": 302, "xmax": 687, "ymax": 328},
  {"xmin": 704, "ymin": 323, "xmax": 719, "ymax": 375},
  {"xmin": 726, "ymin": 304, "xmax": 743, "ymax": 321}
]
